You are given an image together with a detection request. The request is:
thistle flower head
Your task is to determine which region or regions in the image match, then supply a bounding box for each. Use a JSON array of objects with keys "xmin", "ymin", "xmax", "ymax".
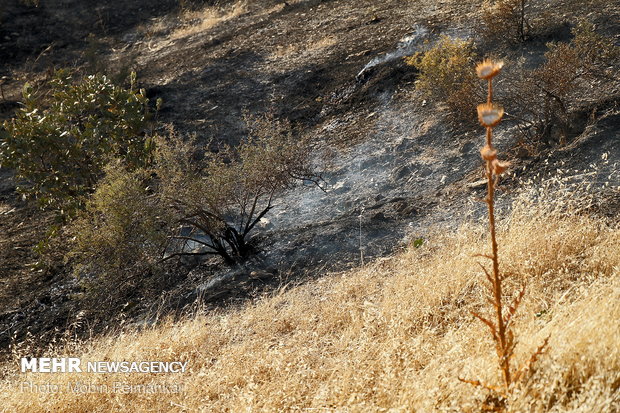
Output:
[
  {"xmin": 477, "ymin": 103, "xmax": 504, "ymax": 127},
  {"xmin": 480, "ymin": 145, "xmax": 497, "ymax": 161},
  {"xmin": 476, "ymin": 59, "xmax": 504, "ymax": 80}
]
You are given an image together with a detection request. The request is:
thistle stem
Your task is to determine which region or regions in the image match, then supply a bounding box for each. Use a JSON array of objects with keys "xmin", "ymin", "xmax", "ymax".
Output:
[
  {"xmin": 485, "ymin": 78, "xmax": 510, "ymax": 391},
  {"xmin": 488, "ymin": 78, "xmax": 493, "ymax": 104}
]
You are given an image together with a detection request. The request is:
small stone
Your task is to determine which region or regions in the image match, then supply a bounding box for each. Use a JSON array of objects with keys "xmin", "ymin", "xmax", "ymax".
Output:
[{"xmin": 249, "ymin": 270, "xmax": 273, "ymax": 280}]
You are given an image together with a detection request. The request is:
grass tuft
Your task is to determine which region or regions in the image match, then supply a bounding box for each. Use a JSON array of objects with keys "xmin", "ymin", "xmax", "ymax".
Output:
[{"xmin": 171, "ymin": 1, "xmax": 247, "ymax": 39}]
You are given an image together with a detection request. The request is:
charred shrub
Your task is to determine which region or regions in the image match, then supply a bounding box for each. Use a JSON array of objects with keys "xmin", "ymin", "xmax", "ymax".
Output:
[
  {"xmin": 481, "ymin": 0, "xmax": 531, "ymax": 44},
  {"xmin": 157, "ymin": 116, "xmax": 321, "ymax": 264},
  {"xmin": 507, "ymin": 21, "xmax": 619, "ymax": 148},
  {"xmin": 68, "ymin": 115, "xmax": 320, "ymax": 308}
]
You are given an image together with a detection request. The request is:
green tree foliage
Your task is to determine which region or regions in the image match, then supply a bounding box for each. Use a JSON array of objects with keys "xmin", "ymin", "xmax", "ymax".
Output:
[{"xmin": 0, "ymin": 71, "xmax": 152, "ymax": 217}]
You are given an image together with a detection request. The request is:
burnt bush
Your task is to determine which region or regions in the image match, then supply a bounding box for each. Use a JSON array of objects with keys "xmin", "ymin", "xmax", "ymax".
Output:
[
  {"xmin": 481, "ymin": 0, "xmax": 532, "ymax": 44},
  {"xmin": 505, "ymin": 21, "xmax": 619, "ymax": 149},
  {"xmin": 157, "ymin": 116, "xmax": 321, "ymax": 264},
  {"xmin": 68, "ymin": 115, "xmax": 320, "ymax": 308}
]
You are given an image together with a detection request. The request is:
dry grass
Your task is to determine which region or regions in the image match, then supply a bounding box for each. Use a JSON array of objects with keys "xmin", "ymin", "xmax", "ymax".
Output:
[
  {"xmin": 1, "ymin": 187, "xmax": 619, "ymax": 412},
  {"xmin": 271, "ymin": 35, "xmax": 338, "ymax": 59},
  {"xmin": 171, "ymin": 2, "xmax": 247, "ymax": 39}
]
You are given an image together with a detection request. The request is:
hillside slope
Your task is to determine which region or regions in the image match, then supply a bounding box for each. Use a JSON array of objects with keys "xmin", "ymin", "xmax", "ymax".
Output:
[
  {"xmin": 0, "ymin": 0, "xmax": 619, "ymax": 384},
  {"xmin": 1, "ymin": 189, "xmax": 619, "ymax": 412}
]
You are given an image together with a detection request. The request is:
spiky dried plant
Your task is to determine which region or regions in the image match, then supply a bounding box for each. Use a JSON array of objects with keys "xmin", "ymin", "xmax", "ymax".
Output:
[{"xmin": 460, "ymin": 59, "xmax": 548, "ymax": 406}]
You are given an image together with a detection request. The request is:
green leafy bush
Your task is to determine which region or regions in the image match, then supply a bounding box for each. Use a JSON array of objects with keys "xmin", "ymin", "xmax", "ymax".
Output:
[
  {"xmin": 69, "ymin": 161, "xmax": 169, "ymax": 309},
  {"xmin": 0, "ymin": 71, "xmax": 153, "ymax": 217},
  {"xmin": 406, "ymin": 37, "xmax": 482, "ymax": 124}
]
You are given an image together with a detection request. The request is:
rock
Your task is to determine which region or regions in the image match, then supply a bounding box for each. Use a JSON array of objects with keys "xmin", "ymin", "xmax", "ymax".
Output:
[
  {"xmin": 417, "ymin": 166, "xmax": 433, "ymax": 178},
  {"xmin": 460, "ymin": 141, "xmax": 476, "ymax": 154},
  {"xmin": 516, "ymin": 146, "xmax": 530, "ymax": 158},
  {"xmin": 370, "ymin": 212, "xmax": 388, "ymax": 222},
  {"xmin": 249, "ymin": 270, "xmax": 274, "ymax": 281},
  {"xmin": 391, "ymin": 165, "xmax": 411, "ymax": 182}
]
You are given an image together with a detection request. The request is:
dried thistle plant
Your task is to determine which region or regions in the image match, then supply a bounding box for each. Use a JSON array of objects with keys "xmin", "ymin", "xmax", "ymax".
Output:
[{"xmin": 459, "ymin": 59, "xmax": 549, "ymax": 407}]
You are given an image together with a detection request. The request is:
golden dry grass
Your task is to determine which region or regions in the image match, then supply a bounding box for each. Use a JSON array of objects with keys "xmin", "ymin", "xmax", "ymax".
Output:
[
  {"xmin": 1, "ymin": 188, "xmax": 619, "ymax": 412},
  {"xmin": 170, "ymin": 2, "xmax": 247, "ymax": 40},
  {"xmin": 271, "ymin": 35, "xmax": 338, "ymax": 60}
]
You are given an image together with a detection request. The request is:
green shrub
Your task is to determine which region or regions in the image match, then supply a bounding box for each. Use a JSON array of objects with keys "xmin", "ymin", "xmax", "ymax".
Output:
[
  {"xmin": 0, "ymin": 71, "xmax": 153, "ymax": 217},
  {"xmin": 69, "ymin": 161, "xmax": 169, "ymax": 309},
  {"xmin": 406, "ymin": 37, "xmax": 481, "ymax": 124}
]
